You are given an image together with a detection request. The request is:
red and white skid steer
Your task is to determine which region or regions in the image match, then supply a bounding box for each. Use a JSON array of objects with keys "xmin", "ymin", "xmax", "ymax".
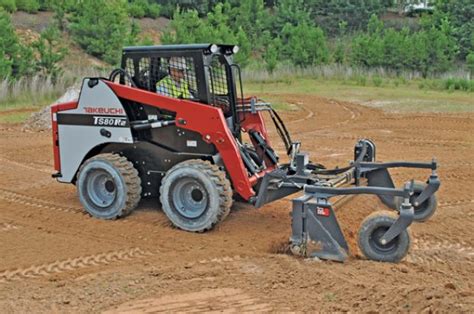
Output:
[{"xmin": 51, "ymin": 44, "xmax": 440, "ymax": 263}]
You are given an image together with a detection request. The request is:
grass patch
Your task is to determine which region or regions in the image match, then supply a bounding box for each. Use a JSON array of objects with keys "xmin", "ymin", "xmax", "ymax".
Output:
[
  {"xmin": 245, "ymin": 78, "xmax": 474, "ymax": 113},
  {"xmin": 0, "ymin": 95, "xmax": 57, "ymax": 124},
  {"xmin": 0, "ymin": 95, "xmax": 57, "ymax": 112},
  {"xmin": 0, "ymin": 111, "xmax": 33, "ymax": 124}
]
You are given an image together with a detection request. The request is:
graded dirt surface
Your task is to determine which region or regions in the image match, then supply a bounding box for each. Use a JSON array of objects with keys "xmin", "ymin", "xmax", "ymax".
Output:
[{"xmin": 0, "ymin": 95, "xmax": 473, "ymax": 312}]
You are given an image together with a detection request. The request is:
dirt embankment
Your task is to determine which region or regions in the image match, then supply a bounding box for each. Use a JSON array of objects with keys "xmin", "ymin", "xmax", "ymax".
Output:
[{"xmin": 0, "ymin": 95, "xmax": 473, "ymax": 312}]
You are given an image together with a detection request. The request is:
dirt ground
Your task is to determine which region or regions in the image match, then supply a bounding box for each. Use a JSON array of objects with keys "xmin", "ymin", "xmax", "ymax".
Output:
[{"xmin": 0, "ymin": 95, "xmax": 473, "ymax": 313}]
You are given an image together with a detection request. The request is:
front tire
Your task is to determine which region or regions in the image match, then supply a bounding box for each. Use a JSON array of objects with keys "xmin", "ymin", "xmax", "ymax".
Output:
[
  {"xmin": 358, "ymin": 211, "xmax": 410, "ymax": 263},
  {"xmin": 77, "ymin": 153, "xmax": 142, "ymax": 219},
  {"xmin": 160, "ymin": 159, "xmax": 233, "ymax": 232}
]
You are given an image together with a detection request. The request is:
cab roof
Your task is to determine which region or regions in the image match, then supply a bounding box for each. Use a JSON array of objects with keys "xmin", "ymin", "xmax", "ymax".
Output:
[{"xmin": 123, "ymin": 44, "xmax": 237, "ymax": 55}]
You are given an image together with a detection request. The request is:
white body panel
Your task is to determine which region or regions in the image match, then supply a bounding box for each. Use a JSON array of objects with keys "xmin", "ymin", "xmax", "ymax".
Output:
[{"xmin": 57, "ymin": 79, "xmax": 134, "ymax": 183}]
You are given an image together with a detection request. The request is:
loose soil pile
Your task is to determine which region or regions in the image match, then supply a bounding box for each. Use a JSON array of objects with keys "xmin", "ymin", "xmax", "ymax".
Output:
[
  {"xmin": 22, "ymin": 87, "xmax": 80, "ymax": 132},
  {"xmin": 0, "ymin": 94, "xmax": 473, "ymax": 312}
]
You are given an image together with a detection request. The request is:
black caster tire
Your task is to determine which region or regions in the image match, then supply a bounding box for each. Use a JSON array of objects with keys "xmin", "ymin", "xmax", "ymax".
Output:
[
  {"xmin": 358, "ymin": 211, "xmax": 410, "ymax": 263},
  {"xmin": 396, "ymin": 181, "xmax": 437, "ymax": 222}
]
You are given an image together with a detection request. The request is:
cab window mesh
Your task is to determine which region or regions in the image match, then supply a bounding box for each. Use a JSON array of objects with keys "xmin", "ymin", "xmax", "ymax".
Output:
[{"xmin": 208, "ymin": 56, "xmax": 230, "ymax": 106}]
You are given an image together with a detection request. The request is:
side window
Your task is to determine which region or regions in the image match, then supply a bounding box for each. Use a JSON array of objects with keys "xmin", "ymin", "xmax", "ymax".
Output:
[
  {"xmin": 154, "ymin": 56, "xmax": 197, "ymax": 100},
  {"xmin": 123, "ymin": 55, "xmax": 197, "ymax": 100}
]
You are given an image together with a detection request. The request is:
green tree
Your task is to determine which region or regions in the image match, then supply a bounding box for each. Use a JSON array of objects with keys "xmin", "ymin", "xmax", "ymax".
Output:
[
  {"xmin": 350, "ymin": 14, "xmax": 457, "ymax": 75},
  {"xmin": 229, "ymin": 0, "xmax": 267, "ymax": 46},
  {"xmin": 310, "ymin": 0, "xmax": 386, "ymax": 35},
  {"xmin": 162, "ymin": 3, "xmax": 251, "ymax": 65},
  {"xmin": 69, "ymin": 0, "xmax": 132, "ymax": 64},
  {"xmin": 280, "ymin": 22, "xmax": 329, "ymax": 67},
  {"xmin": 0, "ymin": 8, "xmax": 35, "ymax": 79},
  {"xmin": 434, "ymin": 0, "xmax": 473, "ymax": 59},
  {"xmin": 33, "ymin": 24, "xmax": 68, "ymax": 83},
  {"xmin": 263, "ymin": 39, "xmax": 280, "ymax": 73}
]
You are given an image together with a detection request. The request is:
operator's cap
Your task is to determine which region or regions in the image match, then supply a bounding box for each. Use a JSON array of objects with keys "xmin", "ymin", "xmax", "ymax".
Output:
[{"xmin": 168, "ymin": 57, "xmax": 187, "ymax": 71}]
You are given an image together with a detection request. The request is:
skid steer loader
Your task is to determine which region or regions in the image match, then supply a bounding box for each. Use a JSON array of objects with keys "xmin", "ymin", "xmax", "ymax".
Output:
[{"xmin": 51, "ymin": 44, "xmax": 440, "ymax": 263}]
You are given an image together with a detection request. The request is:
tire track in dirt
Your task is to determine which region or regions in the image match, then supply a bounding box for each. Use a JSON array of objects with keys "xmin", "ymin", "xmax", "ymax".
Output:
[
  {"xmin": 0, "ymin": 188, "xmax": 172, "ymax": 230},
  {"xmin": 104, "ymin": 288, "xmax": 272, "ymax": 313},
  {"xmin": 288, "ymin": 103, "xmax": 314, "ymax": 124},
  {"xmin": 0, "ymin": 157, "xmax": 51, "ymax": 174},
  {"xmin": 333, "ymin": 101, "xmax": 362, "ymax": 127},
  {"xmin": 379, "ymin": 115, "xmax": 473, "ymax": 125},
  {"xmin": 123, "ymin": 211, "xmax": 172, "ymax": 228},
  {"xmin": 293, "ymin": 100, "xmax": 363, "ymax": 135},
  {"xmin": 406, "ymin": 239, "xmax": 474, "ymax": 266},
  {"xmin": 0, "ymin": 189, "xmax": 84, "ymax": 214},
  {"xmin": 0, "ymin": 222, "xmax": 20, "ymax": 232},
  {"xmin": 439, "ymin": 199, "xmax": 474, "ymax": 208},
  {"xmin": 443, "ymin": 161, "xmax": 474, "ymax": 168},
  {"xmin": 0, "ymin": 248, "xmax": 153, "ymax": 283},
  {"xmin": 441, "ymin": 172, "xmax": 473, "ymax": 181},
  {"xmin": 295, "ymin": 130, "xmax": 470, "ymax": 148}
]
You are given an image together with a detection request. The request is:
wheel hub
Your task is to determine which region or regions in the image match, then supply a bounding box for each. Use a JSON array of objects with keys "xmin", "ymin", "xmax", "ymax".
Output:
[
  {"xmin": 172, "ymin": 178, "xmax": 208, "ymax": 219},
  {"xmin": 86, "ymin": 170, "xmax": 117, "ymax": 208},
  {"xmin": 370, "ymin": 227, "xmax": 398, "ymax": 253}
]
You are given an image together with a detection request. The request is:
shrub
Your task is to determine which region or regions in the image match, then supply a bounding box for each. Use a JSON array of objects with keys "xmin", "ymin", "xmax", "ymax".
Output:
[
  {"xmin": 16, "ymin": 0, "xmax": 40, "ymax": 13},
  {"xmin": 442, "ymin": 78, "xmax": 473, "ymax": 92},
  {"xmin": 0, "ymin": 0, "xmax": 16, "ymax": 12},
  {"xmin": 372, "ymin": 76, "xmax": 383, "ymax": 87},
  {"xmin": 128, "ymin": 1, "xmax": 145, "ymax": 18},
  {"xmin": 146, "ymin": 3, "xmax": 160, "ymax": 18},
  {"xmin": 467, "ymin": 52, "xmax": 474, "ymax": 77}
]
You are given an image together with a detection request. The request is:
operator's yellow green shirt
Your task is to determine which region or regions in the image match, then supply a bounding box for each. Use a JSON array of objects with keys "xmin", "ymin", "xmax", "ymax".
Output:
[{"xmin": 156, "ymin": 76, "xmax": 191, "ymax": 99}]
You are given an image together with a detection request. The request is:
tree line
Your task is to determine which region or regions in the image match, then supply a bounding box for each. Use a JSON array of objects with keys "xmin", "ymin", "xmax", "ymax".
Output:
[{"xmin": 0, "ymin": 0, "xmax": 472, "ymax": 82}]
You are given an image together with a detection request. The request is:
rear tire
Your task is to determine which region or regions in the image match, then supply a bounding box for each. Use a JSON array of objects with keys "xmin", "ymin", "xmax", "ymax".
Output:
[
  {"xmin": 160, "ymin": 159, "xmax": 232, "ymax": 232},
  {"xmin": 77, "ymin": 153, "xmax": 142, "ymax": 219},
  {"xmin": 396, "ymin": 181, "xmax": 437, "ymax": 222},
  {"xmin": 358, "ymin": 211, "xmax": 410, "ymax": 263}
]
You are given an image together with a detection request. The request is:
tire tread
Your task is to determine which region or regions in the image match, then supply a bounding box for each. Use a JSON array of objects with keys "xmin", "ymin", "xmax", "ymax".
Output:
[
  {"xmin": 77, "ymin": 153, "xmax": 142, "ymax": 218},
  {"xmin": 159, "ymin": 159, "xmax": 232, "ymax": 232}
]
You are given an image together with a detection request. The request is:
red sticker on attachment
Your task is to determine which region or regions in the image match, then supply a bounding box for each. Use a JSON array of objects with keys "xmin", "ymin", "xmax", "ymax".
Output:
[{"xmin": 316, "ymin": 206, "xmax": 330, "ymax": 217}]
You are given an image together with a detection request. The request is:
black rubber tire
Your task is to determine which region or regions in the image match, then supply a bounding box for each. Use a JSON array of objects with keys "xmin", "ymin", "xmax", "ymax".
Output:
[
  {"xmin": 358, "ymin": 211, "xmax": 410, "ymax": 263},
  {"xmin": 77, "ymin": 153, "xmax": 142, "ymax": 219},
  {"xmin": 159, "ymin": 159, "xmax": 233, "ymax": 232},
  {"xmin": 396, "ymin": 181, "xmax": 437, "ymax": 222}
]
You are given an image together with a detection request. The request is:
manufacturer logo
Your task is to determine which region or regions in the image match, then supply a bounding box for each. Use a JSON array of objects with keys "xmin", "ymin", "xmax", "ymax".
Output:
[
  {"xmin": 93, "ymin": 116, "xmax": 127, "ymax": 127},
  {"xmin": 316, "ymin": 206, "xmax": 330, "ymax": 217},
  {"xmin": 84, "ymin": 107, "xmax": 125, "ymax": 115}
]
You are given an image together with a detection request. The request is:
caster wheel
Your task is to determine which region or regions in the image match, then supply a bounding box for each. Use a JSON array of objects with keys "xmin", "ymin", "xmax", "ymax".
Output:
[
  {"xmin": 396, "ymin": 181, "xmax": 437, "ymax": 222},
  {"xmin": 358, "ymin": 211, "xmax": 410, "ymax": 263}
]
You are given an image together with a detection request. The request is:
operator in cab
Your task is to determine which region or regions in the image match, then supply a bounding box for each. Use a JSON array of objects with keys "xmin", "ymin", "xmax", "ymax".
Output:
[{"xmin": 156, "ymin": 57, "xmax": 191, "ymax": 99}]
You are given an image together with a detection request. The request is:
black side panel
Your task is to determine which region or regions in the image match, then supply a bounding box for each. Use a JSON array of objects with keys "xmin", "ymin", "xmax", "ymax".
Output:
[
  {"xmin": 149, "ymin": 125, "xmax": 217, "ymax": 155},
  {"xmin": 100, "ymin": 142, "xmax": 214, "ymax": 198}
]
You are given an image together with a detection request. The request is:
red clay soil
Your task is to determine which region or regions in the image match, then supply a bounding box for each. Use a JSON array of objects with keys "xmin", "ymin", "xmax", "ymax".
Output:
[{"xmin": 0, "ymin": 95, "xmax": 473, "ymax": 312}]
